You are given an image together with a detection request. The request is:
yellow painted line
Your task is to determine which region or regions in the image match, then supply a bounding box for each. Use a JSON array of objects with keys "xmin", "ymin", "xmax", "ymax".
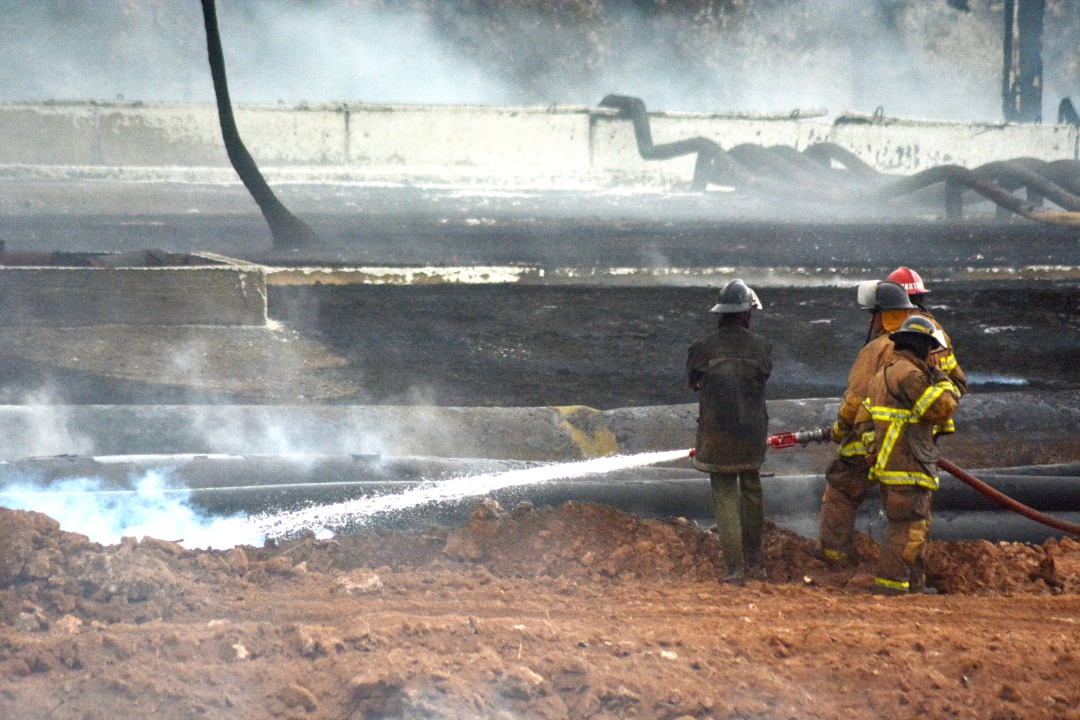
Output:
[{"xmin": 261, "ymin": 265, "xmax": 1080, "ymax": 287}]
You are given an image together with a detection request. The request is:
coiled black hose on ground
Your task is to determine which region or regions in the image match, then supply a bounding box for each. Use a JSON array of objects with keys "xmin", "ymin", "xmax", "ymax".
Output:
[{"xmin": 601, "ymin": 95, "xmax": 1080, "ymax": 227}]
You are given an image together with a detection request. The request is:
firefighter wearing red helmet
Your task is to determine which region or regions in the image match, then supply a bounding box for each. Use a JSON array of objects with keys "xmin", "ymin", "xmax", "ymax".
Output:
[
  {"xmin": 886, "ymin": 266, "xmax": 929, "ymax": 297},
  {"xmin": 887, "ymin": 267, "xmax": 967, "ymax": 400},
  {"xmin": 818, "ymin": 273, "xmax": 967, "ymax": 569}
]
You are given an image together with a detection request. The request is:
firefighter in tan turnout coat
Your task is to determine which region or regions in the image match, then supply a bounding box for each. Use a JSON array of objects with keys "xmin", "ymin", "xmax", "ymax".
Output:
[
  {"xmin": 817, "ymin": 281, "xmax": 916, "ymax": 566},
  {"xmin": 865, "ymin": 315, "xmax": 961, "ymax": 595},
  {"xmin": 818, "ymin": 275, "xmax": 966, "ymax": 567},
  {"xmin": 887, "ymin": 266, "xmax": 966, "ymax": 397}
]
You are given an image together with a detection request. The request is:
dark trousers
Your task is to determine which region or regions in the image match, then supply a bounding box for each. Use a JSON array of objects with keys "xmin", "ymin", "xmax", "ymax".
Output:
[{"xmin": 710, "ymin": 470, "xmax": 763, "ymax": 572}]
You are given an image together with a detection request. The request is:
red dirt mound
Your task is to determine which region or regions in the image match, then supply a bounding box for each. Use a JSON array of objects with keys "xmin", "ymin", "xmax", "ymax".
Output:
[{"xmin": 1, "ymin": 503, "xmax": 1078, "ymax": 719}]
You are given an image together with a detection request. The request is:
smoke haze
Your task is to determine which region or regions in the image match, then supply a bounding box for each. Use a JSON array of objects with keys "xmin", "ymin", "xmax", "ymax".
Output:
[
  {"xmin": 0, "ymin": 0, "xmax": 1077, "ymax": 122},
  {"xmin": 0, "ymin": 472, "xmax": 262, "ymax": 549}
]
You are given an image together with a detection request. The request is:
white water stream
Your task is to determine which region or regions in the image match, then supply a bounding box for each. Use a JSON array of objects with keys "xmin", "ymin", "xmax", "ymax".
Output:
[
  {"xmin": 0, "ymin": 449, "xmax": 690, "ymax": 548},
  {"xmin": 252, "ymin": 449, "xmax": 690, "ymax": 539}
]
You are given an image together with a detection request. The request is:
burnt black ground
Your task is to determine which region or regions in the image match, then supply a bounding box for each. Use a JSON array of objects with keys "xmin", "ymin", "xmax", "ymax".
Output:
[
  {"xmin": 1, "ymin": 281, "xmax": 1075, "ymax": 407},
  {"xmin": 3, "ymin": 181, "xmax": 1080, "ymax": 268},
  {"xmin": 5, "ymin": 212, "xmax": 1080, "ymax": 272},
  {"xmin": 2, "ymin": 180, "xmax": 1079, "ymax": 406},
  {"xmin": 268, "ymin": 282, "xmax": 1080, "ymax": 409}
]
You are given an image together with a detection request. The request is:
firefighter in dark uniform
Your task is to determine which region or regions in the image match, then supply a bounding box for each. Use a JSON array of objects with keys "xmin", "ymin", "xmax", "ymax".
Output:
[
  {"xmin": 865, "ymin": 315, "xmax": 961, "ymax": 595},
  {"xmin": 687, "ymin": 279, "xmax": 773, "ymax": 584}
]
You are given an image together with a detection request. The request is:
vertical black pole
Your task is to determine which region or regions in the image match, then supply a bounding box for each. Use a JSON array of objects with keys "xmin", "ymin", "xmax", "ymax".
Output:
[
  {"xmin": 1017, "ymin": 0, "xmax": 1044, "ymax": 124},
  {"xmin": 1002, "ymin": 0, "xmax": 1045, "ymax": 124},
  {"xmin": 1002, "ymin": 0, "xmax": 1015, "ymax": 121},
  {"xmin": 201, "ymin": 0, "xmax": 318, "ymax": 250}
]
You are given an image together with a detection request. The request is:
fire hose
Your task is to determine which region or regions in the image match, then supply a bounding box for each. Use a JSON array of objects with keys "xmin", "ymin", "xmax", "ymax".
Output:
[
  {"xmin": 937, "ymin": 458, "xmax": 1080, "ymax": 536},
  {"xmin": 691, "ymin": 429, "xmax": 1080, "ymax": 536}
]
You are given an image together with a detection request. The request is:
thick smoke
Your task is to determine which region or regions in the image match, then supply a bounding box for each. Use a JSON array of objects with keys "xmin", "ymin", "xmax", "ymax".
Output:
[
  {"xmin": 0, "ymin": 471, "xmax": 263, "ymax": 549},
  {"xmin": 0, "ymin": 0, "xmax": 1076, "ymax": 122}
]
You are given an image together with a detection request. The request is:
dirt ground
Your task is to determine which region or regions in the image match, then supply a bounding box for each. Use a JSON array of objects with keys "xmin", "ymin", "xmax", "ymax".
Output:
[{"xmin": 2, "ymin": 502, "xmax": 1079, "ymax": 720}]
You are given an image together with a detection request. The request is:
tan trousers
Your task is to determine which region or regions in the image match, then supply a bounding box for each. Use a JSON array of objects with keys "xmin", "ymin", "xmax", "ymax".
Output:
[
  {"xmin": 818, "ymin": 456, "xmax": 873, "ymax": 564},
  {"xmin": 877, "ymin": 485, "xmax": 932, "ymax": 590}
]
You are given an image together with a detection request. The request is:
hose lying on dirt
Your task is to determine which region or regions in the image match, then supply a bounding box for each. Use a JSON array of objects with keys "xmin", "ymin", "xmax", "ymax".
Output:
[{"xmin": 939, "ymin": 458, "xmax": 1080, "ymax": 536}]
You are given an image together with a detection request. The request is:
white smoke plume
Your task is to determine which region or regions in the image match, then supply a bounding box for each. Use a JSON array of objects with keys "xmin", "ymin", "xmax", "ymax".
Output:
[
  {"xmin": 0, "ymin": 470, "xmax": 263, "ymax": 549},
  {"xmin": 0, "ymin": 1, "xmax": 1076, "ymax": 122},
  {"xmin": 0, "ymin": 389, "xmax": 95, "ymax": 461}
]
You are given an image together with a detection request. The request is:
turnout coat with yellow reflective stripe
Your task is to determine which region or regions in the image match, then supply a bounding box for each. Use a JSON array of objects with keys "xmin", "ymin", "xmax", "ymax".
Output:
[
  {"xmin": 921, "ymin": 311, "xmax": 967, "ymax": 397},
  {"xmin": 832, "ymin": 332, "xmax": 893, "ymax": 458},
  {"xmin": 831, "ymin": 313, "xmax": 965, "ymax": 459},
  {"xmin": 864, "ymin": 351, "xmax": 960, "ymax": 490}
]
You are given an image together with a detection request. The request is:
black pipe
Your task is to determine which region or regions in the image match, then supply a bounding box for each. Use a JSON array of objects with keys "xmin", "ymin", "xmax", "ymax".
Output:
[
  {"xmin": 200, "ymin": 0, "xmax": 318, "ymax": 250},
  {"xmin": 598, "ymin": 95, "xmax": 733, "ymax": 190},
  {"xmin": 3, "ymin": 457, "xmax": 1077, "ymax": 543}
]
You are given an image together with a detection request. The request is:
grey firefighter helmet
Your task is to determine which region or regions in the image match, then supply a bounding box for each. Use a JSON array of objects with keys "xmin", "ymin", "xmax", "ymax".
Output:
[
  {"xmin": 889, "ymin": 315, "xmax": 943, "ymax": 349},
  {"xmin": 710, "ymin": 279, "xmax": 762, "ymax": 314},
  {"xmin": 863, "ymin": 280, "xmax": 917, "ymax": 311}
]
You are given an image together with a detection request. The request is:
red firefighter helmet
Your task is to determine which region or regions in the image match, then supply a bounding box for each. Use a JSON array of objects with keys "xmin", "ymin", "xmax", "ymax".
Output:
[{"xmin": 887, "ymin": 266, "xmax": 930, "ymax": 296}]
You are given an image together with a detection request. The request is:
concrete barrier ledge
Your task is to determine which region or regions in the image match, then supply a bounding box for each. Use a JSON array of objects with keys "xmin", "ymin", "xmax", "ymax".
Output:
[
  {"xmin": 262, "ymin": 265, "xmax": 1080, "ymax": 288},
  {"xmin": 0, "ymin": 391, "xmax": 1075, "ymax": 471}
]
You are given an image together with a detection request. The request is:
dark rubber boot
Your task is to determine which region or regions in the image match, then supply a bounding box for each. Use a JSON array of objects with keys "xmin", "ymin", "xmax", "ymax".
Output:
[{"xmin": 720, "ymin": 566, "xmax": 746, "ymax": 586}]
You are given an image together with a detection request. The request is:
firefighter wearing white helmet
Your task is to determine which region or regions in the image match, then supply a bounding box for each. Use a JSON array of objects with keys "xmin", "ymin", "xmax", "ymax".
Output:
[
  {"xmin": 687, "ymin": 279, "xmax": 772, "ymax": 584},
  {"xmin": 817, "ymin": 281, "xmax": 919, "ymax": 568},
  {"xmin": 887, "ymin": 266, "xmax": 967, "ymax": 399},
  {"xmin": 865, "ymin": 315, "xmax": 961, "ymax": 595},
  {"xmin": 818, "ymin": 277, "xmax": 965, "ymax": 569}
]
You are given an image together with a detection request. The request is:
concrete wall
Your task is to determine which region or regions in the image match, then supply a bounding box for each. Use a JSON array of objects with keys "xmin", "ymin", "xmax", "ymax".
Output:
[
  {"xmin": 1, "ymin": 101, "xmax": 1077, "ymax": 183},
  {"xmin": 0, "ymin": 391, "xmax": 1074, "ymax": 468},
  {"xmin": 0, "ymin": 265, "xmax": 267, "ymax": 327},
  {"xmin": 831, "ymin": 118, "xmax": 1079, "ymax": 173}
]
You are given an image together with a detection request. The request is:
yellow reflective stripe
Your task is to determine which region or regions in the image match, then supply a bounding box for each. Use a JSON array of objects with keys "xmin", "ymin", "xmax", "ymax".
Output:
[
  {"xmin": 874, "ymin": 577, "xmax": 909, "ymax": 591},
  {"xmin": 876, "ymin": 470, "xmax": 940, "ymax": 490},
  {"xmin": 911, "ymin": 385, "xmax": 945, "ymax": 420},
  {"xmin": 839, "ymin": 440, "xmax": 867, "ymax": 458},
  {"xmin": 939, "ymin": 353, "xmax": 957, "ymax": 372},
  {"xmin": 869, "ymin": 412, "xmax": 907, "ymax": 481},
  {"xmin": 868, "ymin": 406, "xmax": 912, "ymax": 422},
  {"xmin": 933, "ymin": 418, "xmax": 956, "ymax": 436},
  {"xmin": 934, "ymin": 380, "xmax": 958, "ymax": 398},
  {"xmin": 823, "ymin": 549, "xmax": 848, "ymax": 564},
  {"xmin": 867, "ymin": 378, "xmax": 952, "ymax": 484}
]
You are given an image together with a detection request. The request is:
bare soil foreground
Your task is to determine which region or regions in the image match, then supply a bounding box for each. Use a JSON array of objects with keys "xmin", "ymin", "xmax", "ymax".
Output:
[{"xmin": 2, "ymin": 501, "xmax": 1079, "ymax": 720}]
